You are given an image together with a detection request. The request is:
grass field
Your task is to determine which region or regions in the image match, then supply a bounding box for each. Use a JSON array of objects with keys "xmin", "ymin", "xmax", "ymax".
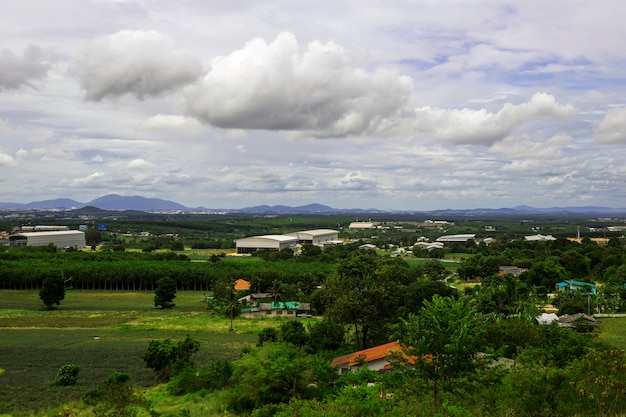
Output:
[{"xmin": 0, "ymin": 290, "xmax": 269, "ymax": 414}]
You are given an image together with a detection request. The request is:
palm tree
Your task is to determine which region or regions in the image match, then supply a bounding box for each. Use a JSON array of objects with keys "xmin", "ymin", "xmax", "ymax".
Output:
[
  {"xmin": 222, "ymin": 290, "xmax": 242, "ymax": 332},
  {"xmin": 269, "ymin": 280, "xmax": 284, "ymax": 307}
]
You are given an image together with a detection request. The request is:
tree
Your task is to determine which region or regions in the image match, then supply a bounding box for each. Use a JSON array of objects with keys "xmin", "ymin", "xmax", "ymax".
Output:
[
  {"xmin": 222, "ymin": 289, "xmax": 242, "ymax": 332},
  {"xmin": 323, "ymin": 251, "xmax": 400, "ymax": 349},
  {"xmin": 400, "ymin": 295, "xmax": 491, "ymax": 413},
  {"xmin": 85, "ymin": 228, "xmax": 103, "ymax": 250},
  {"xmin": 39, "ymin": 273, "xmax": 66, "ymax": 310},
  {"xmin": 154, "ymin": 276, "xmax": 176, "ymax": 309}
]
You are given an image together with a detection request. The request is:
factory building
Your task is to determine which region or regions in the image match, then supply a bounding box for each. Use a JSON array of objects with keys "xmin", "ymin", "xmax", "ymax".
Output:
[
  {"xmin": 8, "ymin": 230, "xmax": 86, "ymax": 249},
  {"xmin": 284, "ymin": 229, "xmax": 339, "ymax": 245},
  {"xmin": 235, "ymin": 235, "xmax": 298, "ymax": 254}
]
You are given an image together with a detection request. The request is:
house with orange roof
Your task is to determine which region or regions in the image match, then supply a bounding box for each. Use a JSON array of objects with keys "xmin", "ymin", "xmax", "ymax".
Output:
[
  {"xmin": 233, "ymin": 279, "xmax": 250, "ymax": 292},
  {"xmin": 330, "ymin": 341, "xmax": 417, "ymax": 374}
]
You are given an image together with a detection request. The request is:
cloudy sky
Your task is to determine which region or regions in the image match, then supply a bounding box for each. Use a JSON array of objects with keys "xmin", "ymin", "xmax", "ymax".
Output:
[{"xmin": 1, "ymin": 1, "xmax": 625, "ymax": 210}]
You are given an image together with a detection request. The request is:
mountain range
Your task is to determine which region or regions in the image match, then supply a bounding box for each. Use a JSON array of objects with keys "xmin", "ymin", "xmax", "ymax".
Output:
[{"xmin": 1, "ymin": 194, "xmax": 626, "ymax": 215}]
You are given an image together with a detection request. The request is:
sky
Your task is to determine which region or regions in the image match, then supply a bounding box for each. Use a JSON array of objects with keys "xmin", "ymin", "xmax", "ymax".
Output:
[{"xmin": 1, "ymin": 1, "xmax": 626, "ymax": 211}]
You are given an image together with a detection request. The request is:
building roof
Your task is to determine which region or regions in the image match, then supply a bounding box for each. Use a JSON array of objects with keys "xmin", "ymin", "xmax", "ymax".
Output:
[
  {"xmin": 435, "ymin": 234, "xmax": 476, "ymax": 243},
  {"xmin": 249, "ymin": 235, "xmax": 298, "ymax": 242},
  {"xmin": 234, "ymin": 279, "xmax": 250, "ymax": 291},
  {"xmin": 349, "ymin": 222, "xmax": 376, "ymax": 229},
  {"xmin": 330, "ymin": 341, "xmax": 415, "ymax": 368},
  {"xmin": 524, "ymin": 234, "xmax": 557, "ymax": 241},
  {"xmin": 10, "ymin": 230, "xmax": 85, "ymax": 238},
  {"xmin": 286, "ymin": 229, "xmax": 339, "ymax": 237}
]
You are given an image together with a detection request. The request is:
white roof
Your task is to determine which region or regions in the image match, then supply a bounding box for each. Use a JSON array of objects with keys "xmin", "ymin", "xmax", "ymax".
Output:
[
  {"xmin": 246, "ymin": 235, "xmax": 298, "ymax": 242},
  {"xmin": 525, "ymin": 234, "xmax": 557, "ymax": 241},
  {"xmin": 290, "ymin": 229, "xmax": 338, "ymax": 237},
  {"xmin": 11, "ymin": 230, "xmax": 84, "ymax": 237},
  {"xmin": 436, "ymin": 234, "xmax": 476, "ymax": 242}
]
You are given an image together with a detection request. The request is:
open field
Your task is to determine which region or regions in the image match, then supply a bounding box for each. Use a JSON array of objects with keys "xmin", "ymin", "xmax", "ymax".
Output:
[{"xmin": 0, "ymin": 290, "xmax": 269, "ymax": 414}]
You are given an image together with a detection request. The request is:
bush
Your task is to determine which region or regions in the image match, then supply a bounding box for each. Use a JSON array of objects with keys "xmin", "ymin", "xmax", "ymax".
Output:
[
  {"xmin": 57, "ymin": 364, "xmax": 81, "ymax": 386},
  {"xmin": 143, "ymin": 335, "xmax": 200, "ymax": 382},
  {"xmin": 84, "ymin": 372, "xmax": 148, "ymax": 417},
  {"xmin": 168, "ymin": 359, "xmax": 232, "ymax": 395}
]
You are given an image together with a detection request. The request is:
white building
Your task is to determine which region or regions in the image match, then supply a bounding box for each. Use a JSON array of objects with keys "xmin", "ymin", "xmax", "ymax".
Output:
[
  {"xmin": 525, "ymin": 234, "xmax": 557, "ymax": 241},
  {"xmin": 285, "ymin": 229, "xmax": 339, "ymax": 245},
  {"xmin": 235, "ymin": 235, "xmax": 298, "ymax": 254},
  {"xmin": 349, "ymin": 222, "xmax": 376, "ymax": 229},
  {"xmin": 8, "ymin": 230, "xmax": 86, "ymax": 248},
  {"xmin": 435, "ymin": 234, "xmax": 476, "ymax": 243}
]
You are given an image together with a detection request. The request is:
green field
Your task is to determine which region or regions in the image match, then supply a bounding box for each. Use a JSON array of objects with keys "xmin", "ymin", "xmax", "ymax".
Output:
[{"xmin": 0, "ymin": 290, "xmax": 267, "ymax": 414}]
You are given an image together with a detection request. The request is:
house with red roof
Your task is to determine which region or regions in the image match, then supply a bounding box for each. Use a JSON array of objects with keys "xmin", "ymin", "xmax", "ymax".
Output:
[{"xmin": 330, "ymin": 341, "xmax": 417, "ymax": 374}]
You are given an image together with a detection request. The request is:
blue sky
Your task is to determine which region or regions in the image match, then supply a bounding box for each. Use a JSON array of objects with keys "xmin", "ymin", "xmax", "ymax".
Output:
[{"xmin": 1, "ymin": 0, "xmax": 626, "ymax": 210}]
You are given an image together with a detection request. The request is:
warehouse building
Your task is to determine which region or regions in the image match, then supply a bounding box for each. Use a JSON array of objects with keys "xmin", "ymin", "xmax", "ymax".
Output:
[
  {"xmin": 235, "ymin": 235, "xmax": 298, "ymax": 254},
  {"xmin": 8, "ymin": 230, "xmax": 86, "ymax": 249},
  {"xmin": 285, "ymin": 229, "xmax": 339, "ymax": 245}
]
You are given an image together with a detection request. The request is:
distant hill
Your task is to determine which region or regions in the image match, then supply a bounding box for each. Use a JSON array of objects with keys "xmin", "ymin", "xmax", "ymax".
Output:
[
  {"xmin": 1, "ymin": 194, "xmax": 626, "ymax": 215},
  {"xmin": 85, "ymin": 194, "xmax": 188, "ymax": 211},
  {"xmin": 238, "ymin": 203, "xmax": 337, "ymax": 213},
  {"xmin": 0, "ymin": 194, "xmax": 189, "ymax": 211}
]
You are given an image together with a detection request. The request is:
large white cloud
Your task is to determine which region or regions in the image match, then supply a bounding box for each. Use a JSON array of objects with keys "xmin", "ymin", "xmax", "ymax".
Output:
[
  {"xmin": 0, "ymin": 46, "xmax": 55, "ymax": 90},
  {"xmin": 403, "ymin": 93, "xmax": 576, "ymax": 145},
  {"xmin": 76, "ymin": 30, "xmax": 204, "ymax": 100},
  {"xmin": 185, "ymin": 32, "xmax": 414, "ymax": 137},
  {"xmin": 594, "ymin": 107, "xmax": 626, "ymax": 144}
]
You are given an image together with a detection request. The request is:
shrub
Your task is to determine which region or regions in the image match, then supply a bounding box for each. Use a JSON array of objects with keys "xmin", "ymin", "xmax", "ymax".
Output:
[
  {"xmin": 57, "ymin": 364, "xmax": 81, "ymax": 386},
  {"xmin": 143, "ymin": 335, "xmax": 200, "ymax": 382},
  {"xmin": 84, "ymin": 372, "xmax": 148, "ymax": 417}
]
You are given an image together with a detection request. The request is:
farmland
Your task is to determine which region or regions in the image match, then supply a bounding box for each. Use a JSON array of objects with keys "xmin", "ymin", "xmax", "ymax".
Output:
[{"xmin": 0, "ymin": 290, "xmax": 262, "ymax": 414}]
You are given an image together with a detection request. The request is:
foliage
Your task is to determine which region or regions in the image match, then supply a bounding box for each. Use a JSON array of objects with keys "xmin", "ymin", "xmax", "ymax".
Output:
[
  {"xmin": 400, "ymin": 295, "xmax": 492, "ymax": 411},
  {"xmin": 279, "ymin": 320, "xmax": 307, "ymax": 346},
  {"xmin": 154, "ymin": 276, "xmax": 177, "ymax": 309},
  {"xmin": 323, "ymin": 251, "xmax": 401, "ymax": 349},
  {"xmin": 85, "ymin": 228, "xmax": 103, "ymax": 249},
  {"xmin": 228, "ymin": 342, "xmax": 313, "ymax": 411},
  {"xmin": 167, "ymin": 359, "xmax": 233, "ymax": 395},
  {"xmin": 83, "ymin": 372, "xmax": 148, "ymax": 417},
  {"xmin": 39, "ymin": 273, "xmax": 66, "ymax": 309},
  {"xmin": 57, "ymin": 364, "xmax": 81, "ymax": 386},
  {"xmin": 142, "ymin": 335, "xmax": 200, "ymax": 382},
  {"xmin": 257, "ymin": 327, "xmax": 278, "ymax": 347},
  {"xmin": 306, "ymin": 319, "xmax": 345, "ymax": 352}
]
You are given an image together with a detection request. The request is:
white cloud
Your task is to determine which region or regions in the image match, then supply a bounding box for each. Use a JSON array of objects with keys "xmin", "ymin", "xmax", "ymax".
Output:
[
  {"xmin": 405, "ymin": 93, "xmax": 576, "ymax": 145},
  {"xmin": 127, "ymin": 158, "xmax": 154, "ymax": 169},
  {"xmin": 0, "ymin": 45, "xmax": 55, "ymax": 90},
  {"xmin": 138, "ymin": 114, "xmax": 201, "ymax": 132},
  {"xmin": 595, "ymin": 107, "xmax": 626, "ymax": 144},
  {"xmin": 0, "ymin": 151, "xmax": 15, "ymax": 166},
  {"xmin": 185, "ymin": 32, "xmax": 414, "ymax": 137},
  {"xmin": 76, "ymin": 30, "xmax": 204, "ymax": 100}
]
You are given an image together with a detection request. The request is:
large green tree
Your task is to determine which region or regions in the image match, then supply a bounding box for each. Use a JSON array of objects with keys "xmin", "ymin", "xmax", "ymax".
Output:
[
  {"xmin": 39, "ymin": 273, "xmax": 66, "ymax": 310},
  {"xmin": 323, "ymin": 251, "xmax": 400, "ymax": 349},
  {"xmin": 400, "ymin": 295, "xmax": 491, "ymax": 412},
  {"xmin": 154, "ymin": 276, "xmax": 177, "ymax": 309}
]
